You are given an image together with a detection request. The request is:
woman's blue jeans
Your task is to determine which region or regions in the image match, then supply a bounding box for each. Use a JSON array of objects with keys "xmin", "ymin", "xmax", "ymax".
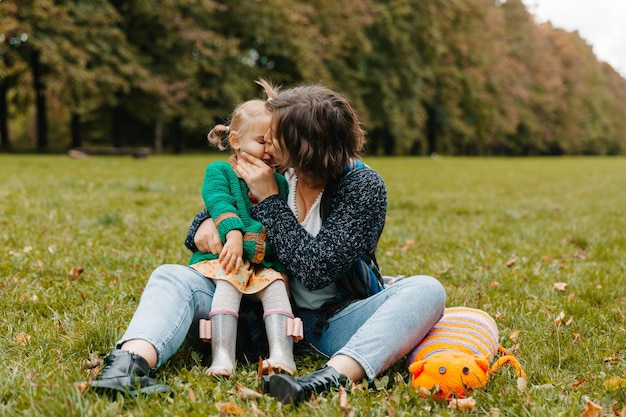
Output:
[{"xmin": 118, "ymin": 264, "xmax": 446, "ymax": 379}]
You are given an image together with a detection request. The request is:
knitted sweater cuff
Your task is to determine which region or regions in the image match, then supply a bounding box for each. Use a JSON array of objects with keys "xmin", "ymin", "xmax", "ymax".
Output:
[{"xmin": 184, "ymin": 209, "xmax": 211, "ymax": 252}]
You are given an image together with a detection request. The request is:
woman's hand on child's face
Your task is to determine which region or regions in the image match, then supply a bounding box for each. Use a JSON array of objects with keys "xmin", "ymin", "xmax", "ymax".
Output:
[
  {"xmin": 195, "ymin": 218, "xmax": 222, "ymax": 255},
  {"xmin": 236, "ymin": 152, "xmax": 280, "ymax": 202}
]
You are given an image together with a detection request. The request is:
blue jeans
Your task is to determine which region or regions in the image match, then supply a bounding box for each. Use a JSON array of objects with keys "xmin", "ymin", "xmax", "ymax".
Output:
[
  {"xmin": 297, "ymin": 275, "xmax": 446, "ymax": 379},
  {"xmin": 117, "ymin": 264, "xmax": 216, "ymax": 368},
  {"xmin": 118, "ymin": 265, "xmax": 446, "ymax": 379}
]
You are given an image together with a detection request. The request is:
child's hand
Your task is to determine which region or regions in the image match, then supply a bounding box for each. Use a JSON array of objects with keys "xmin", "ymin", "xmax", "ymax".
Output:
[{"xmin": 220, "ymin": 231, "xmax": 243, "ymax": 274}]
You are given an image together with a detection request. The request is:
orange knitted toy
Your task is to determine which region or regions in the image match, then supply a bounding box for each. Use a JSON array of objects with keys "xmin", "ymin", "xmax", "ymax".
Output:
[{"xmin": 407, "ymin": 307, "xmax": 527, "ymax": 400}]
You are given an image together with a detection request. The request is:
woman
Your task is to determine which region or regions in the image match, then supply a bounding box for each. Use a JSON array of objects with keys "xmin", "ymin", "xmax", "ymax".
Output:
[{"xmin": 188, "ymin": 82, "xmax": 446, "ymax": 404}]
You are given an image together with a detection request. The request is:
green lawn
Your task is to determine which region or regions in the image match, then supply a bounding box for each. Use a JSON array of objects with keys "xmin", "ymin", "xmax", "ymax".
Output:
[{"xmin": 1, "ymin": 155, "xmax": 625, "ymax": 416}]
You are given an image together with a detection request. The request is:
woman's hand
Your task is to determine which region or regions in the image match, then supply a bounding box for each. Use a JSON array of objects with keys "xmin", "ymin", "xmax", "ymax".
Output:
[
  {"xmin": 194, "ymin": 218, "xmax": 223, "ymax": 254},
  {"xmin": 236, "ymin": 151, "xmax": 280, "ymax": 202}
]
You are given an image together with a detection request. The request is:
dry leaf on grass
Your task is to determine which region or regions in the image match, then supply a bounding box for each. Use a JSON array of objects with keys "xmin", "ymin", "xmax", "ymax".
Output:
[
  {"xmin": 581, "ymin": 398, "xmax": 602, "ymax": 417},
  {"xmin": 250, "ymin": 402, "xmax": 261, "ymax": 417},
  {"xmin": 74, "ymin": 381, "xmax": 89, "ymax": 394},
  {"xmin": 339, "ymin": 386, "xmax": 350, "ymax": 416},
  {"xmin": 400, "ymin": 240, "xmax": 415, "ymax": 252},
  {"xmin": 448, "ymin": 397, "xmax": 477, "ymax": 411},
  {"xmin": 235, "ymin": 384, "xmax": 263, "ymax": 399},
  {"xmin": 69, "ymin": 266, "xmax": 84, "ymax": 280},
  {"xmin": 216, "ymin": 402, "xmax": 244, "ymax": 415},
  {"xmin": 554, "ymin": 311, "xmax": 566, "ymax": 326},
  {"xmin": 553, "ymin": 282, "xmax": 568, "ymax": 291},
  {"xmin": 505, "ymin": 258, "xmax": 516, "ymax": 267},
  {"xmin": 84, "ymin": 353, "xmax": 104, "ymax": 380},
  {"xmin": 17, "ymin": 332, "xmax": 31, "ymax": 345},
  {"xmin": 611, "ymin": 404, "xmax": 626, "ymax": 417}
]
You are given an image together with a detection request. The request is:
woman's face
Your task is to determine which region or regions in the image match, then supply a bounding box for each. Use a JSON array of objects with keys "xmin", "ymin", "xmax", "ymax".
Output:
[{"xmin": 264, "ymin": 123, "xmax": 287, "ymax": 172}]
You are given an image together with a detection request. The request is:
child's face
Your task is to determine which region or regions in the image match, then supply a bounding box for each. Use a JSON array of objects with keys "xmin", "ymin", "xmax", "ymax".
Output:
[{"xmin": 233, "ymin": 113, "xmax": 272, "ymax": 163}]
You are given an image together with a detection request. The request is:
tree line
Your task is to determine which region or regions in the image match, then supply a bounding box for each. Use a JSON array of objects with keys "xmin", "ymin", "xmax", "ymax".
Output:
[{"xmin": 2, "ymin": 0, "xmax": 626, "ymax": 156}]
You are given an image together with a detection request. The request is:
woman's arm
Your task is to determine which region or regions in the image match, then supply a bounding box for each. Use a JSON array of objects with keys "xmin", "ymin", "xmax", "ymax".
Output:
[
  {"xmin": 252, "ymin": 169, "xmax": 387, "ymax": 290},
  {"xmin": 184, "ymin": 209, "xmax": 213, "ymax": 252}
]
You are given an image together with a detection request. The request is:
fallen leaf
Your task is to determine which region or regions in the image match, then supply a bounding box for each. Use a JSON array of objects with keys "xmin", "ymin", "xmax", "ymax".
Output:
[
  {"xmin": 494, "ymin": 312, "xmax": 503, "ymax": 320},
  {"xmin": 250, "ymin": 402, "xmax": 261, "ymax": 417},
  {"xmin": 85, "ymin": 353, "xmax": 103, "ymax": 369},
  {"xmin": 188, "ymin": 389, "xmax": 196, "ymax": 401},
  {"xmin": 506, "ymin": 258, "xmax": 516, "ymax": 267},
  {"xmin": 565, "ymin": 316, "xmax": 574, "ymax": 326},
  {"xmin": 554, "ymin": 311, "xmax": 566, "ymax": 326},
  {"xmin": 339, "ymin": 386, "xmax": 349, "ymax": 414},
  {"xmin": 400, "ymin": 240, "xmax": 415, "ymax": 252},
  {"xmin": 490, "ymin": 281, "xmax": 500, "ymax": 288},
  {"xmin": 17, "ymin": 332, "xmax": 31, "ymax": 345},
  {"xmin": 572, "ymin": 333, "xmax": 581, "ymax": 342},
  {"xmin": 69, "ymin": 266, "xmax": 84, "ymax": 281},
  {"xmin": 567, "ymin": 293, "xmax": 576, "ymax": 302},
  {"xmin": 582, "ymin": 398, "xmax": 602, "ymax": 417},
  {"xmin": 553, "ymin": 282, "xmax": 568, "ymax": 291},
  {"xmin": 573, "ymin": 377, "xmax": 586, "ymax": 388},
  {"xmin": 448, "ymin": 397, "xmax": 477, "ymax": 411},
  {"xmin": 236, "ymin": 384, "xmax": 262, "ymax": 399},
  {"xmin": 74, "ymin": 381, "xmax": 89, "ymax": 394},
  {"xmin": 216, "ymin": 402, "xmax": 243, "ymax": 415},
  {"xmin": 510, "ymin": 329, "xmax": 521, "ymax": 340},
  {"xmin": 257, "ymin": 357, "xmax": 263, "ymax": 379}
]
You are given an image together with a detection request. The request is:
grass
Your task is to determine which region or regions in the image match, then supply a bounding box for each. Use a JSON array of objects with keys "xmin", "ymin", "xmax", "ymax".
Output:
[{"xmin": 1, "ymin": 154, "xmax": 625, "ymax": 416}]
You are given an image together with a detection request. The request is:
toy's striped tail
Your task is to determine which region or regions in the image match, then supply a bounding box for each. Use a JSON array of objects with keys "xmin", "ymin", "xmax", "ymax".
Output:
[{"xmin": 489, "ymin": 346, "xmax": 527, "ymax": 380}]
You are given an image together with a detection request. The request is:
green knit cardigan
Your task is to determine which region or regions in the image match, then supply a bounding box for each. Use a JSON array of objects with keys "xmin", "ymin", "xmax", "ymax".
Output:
[{"xmin": 188, "ymin": 160, "xmax": 289, "ymax": 273}]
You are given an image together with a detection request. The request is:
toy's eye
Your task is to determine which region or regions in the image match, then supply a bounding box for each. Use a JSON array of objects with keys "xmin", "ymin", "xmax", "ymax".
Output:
[
  {"xmin": 462, "ymin": 367, "xmax": 470, "ymax": 375},
  {"xmin": 439, "ymin": 366, "xmax": 446, "ymax": 374}
]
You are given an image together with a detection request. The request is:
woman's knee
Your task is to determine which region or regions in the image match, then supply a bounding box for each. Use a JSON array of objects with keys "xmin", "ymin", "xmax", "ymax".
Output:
[
  {"xmin": 395, "ymin": 275, "xmax": 446, "ymax": 308},
  {"xmin": 149, "ymin": 264, "xmax": 209, "ymax": 291}
]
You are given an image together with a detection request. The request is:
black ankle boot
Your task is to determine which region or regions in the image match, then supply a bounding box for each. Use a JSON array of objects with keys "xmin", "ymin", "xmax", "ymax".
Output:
[
  {"xmin": 264, "ymin": 365, "xmax": 348, "ymax": 405},
  {"xmin": 89, "ymin": 349, "xmax": 170, "ymax": 396}
]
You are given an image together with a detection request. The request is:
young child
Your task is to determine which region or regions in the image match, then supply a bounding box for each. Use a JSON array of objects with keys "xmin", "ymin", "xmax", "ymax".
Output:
[{"xmin": 189, "ymin": 85, "xmax": 301, "ymax": 376}]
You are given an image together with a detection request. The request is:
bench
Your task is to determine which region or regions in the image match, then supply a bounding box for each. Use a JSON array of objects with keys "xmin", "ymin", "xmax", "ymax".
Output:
[{"xmin": 69, "ymin": 147, "xmax": 151, "ymax": 159}]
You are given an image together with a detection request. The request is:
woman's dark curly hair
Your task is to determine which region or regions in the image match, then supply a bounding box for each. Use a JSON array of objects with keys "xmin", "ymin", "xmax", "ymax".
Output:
[{"xmin": 260, "ymin": 82, "xmax": 366, "ymax": 183}]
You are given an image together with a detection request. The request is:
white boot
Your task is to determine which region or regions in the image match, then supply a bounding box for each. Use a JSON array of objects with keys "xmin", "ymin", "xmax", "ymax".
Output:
[
  {"xmin": 263, "ymin": 313, "xmax": 296, "ymax": 374},
  {"xmin": 205, "ymin": 313, "xmax": 238, "ymax": 377}
]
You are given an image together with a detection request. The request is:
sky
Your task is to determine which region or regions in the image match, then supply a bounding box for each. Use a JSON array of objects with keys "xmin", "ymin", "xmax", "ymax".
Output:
[{"xmin": 521, "ymin": 0, "xmax": 626, "ymax": 77}]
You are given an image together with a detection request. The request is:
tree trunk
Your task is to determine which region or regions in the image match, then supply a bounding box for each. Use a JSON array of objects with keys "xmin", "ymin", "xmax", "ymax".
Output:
[
  {"xmin": 70, "ymin": 112, "xmax": 82, "ymax": 148},
  {"xmin": 32, "ymin": 50, "xmax": 48, "ymax": 151},
  {"xmin": 112, "ymin": 105, "xmax": 123, "ymax": 147},
  {"xmin": 154, "ymin": 119, "xmax": 164, "ymax": 154},
  {"xmin": 0, "ymin": 77, "xmax": 10, "ymax": 150},
  {"xmin": 425, "ymin": 103, "xmax": 438, "ymax": 156}
]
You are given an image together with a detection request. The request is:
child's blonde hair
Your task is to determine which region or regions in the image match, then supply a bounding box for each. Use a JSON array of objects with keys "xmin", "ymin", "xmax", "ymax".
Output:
[{"xmin": 207, "ymin": 80, "xmax": 279, "ymax": 151}]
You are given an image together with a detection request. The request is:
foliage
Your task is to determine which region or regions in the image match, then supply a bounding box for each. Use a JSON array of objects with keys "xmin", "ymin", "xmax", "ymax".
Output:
[
  {"xmin": 1, "ymin": 154, "xmax": 626, "ymax": 416},
  {"xmin": 2, "ymin": 0, "xmax": 626, "ymax": 154}
]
